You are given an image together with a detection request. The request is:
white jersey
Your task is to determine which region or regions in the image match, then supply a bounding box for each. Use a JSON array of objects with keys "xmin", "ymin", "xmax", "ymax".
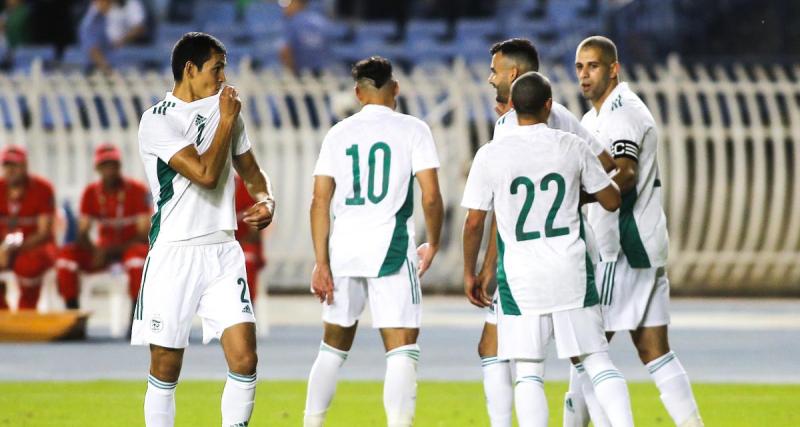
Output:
[
  {"xmin": 138, "ymin": 92, "xmax": 252, "ymax": 247},
  {"xmin": 313, "ymin": 104, "xmax": 440, "ymax": 278},
  {"xmin": 462, "ymin": 124, "xmax": 611, "ymax": 315},
  {"xmin": 582, "ymin": 82, "xmax": 668, "ymax": 267},
  {"xmin": 494, "ymin": 102, "xmax": 606, "ymax": 157}
]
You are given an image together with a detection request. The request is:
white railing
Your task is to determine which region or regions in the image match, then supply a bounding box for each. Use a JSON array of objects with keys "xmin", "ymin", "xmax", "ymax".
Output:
[{"xmin": 1, "ymin": 56, "xmax": 798, "ymax": 294}]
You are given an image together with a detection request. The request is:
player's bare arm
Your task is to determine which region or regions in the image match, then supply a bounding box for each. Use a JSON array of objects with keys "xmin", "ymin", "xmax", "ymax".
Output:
[
  {"xmin": 75, "ymin": 215, "xmax": 94, "ymax": 249},
  {"xmin": 168, "ymin": 86, "xmax": 241, "ymax": 189},
  {"xmin": 233, "ymin": 150, "xmax": 275, "ymax": 230},
  {"xmin": 310, "ymin": 175, "xmax": 335, "ymax": 304},
  {"xmin": 463, "ymin": 208, "xmax": 492, "ymax": 308},
  {"xmin": 594, "ymin": 180, "xmax": 622, "ymax": 212},
  {"xmin": 17, "ymin": 212, "xmax": 54, "ymax": 252},
  {"xmin": 477, "ymin": 215, "xmax": 498, "ymax": 283},
  {"xmin": 598, "ymin": 149, "xmax": 617, "ymax": 173},
  {"xmin": 415, "ymin": 168, "xmax": 444, "ymax": 277},
  {"xmin": 611, "ymin": 156, "xmax": 638, "ymax": 193}
]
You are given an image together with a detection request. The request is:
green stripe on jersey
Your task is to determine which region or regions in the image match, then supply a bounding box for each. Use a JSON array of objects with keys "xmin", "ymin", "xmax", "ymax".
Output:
[
  {"xmin": 148, "ymin": 158, "xmax": 178, "ymax": 247},
  {"xmin": 619, "ymin": 189, "xmax": 652, "ymax": 268},
  {"xmin": 496, "ymin": 234, "xmax": 521, "ymax": 315},
  {"xmin": 378, "ymin": 180, "xmax": 414, "ymax": 277},
  {"xmin": 579, "ymin": 212, "xmax": 599, "ymax": 307}
]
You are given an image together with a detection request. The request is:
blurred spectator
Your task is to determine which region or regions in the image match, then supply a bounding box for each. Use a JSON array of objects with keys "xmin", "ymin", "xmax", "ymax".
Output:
[
  {"xmin": 79, "ymin": 0, "xmax": 113, "ymax": 73},
  {"xmin": 106, "ymin": 0, "xmax": 148, "ymax": 47},
  {"xmin": 279, "ymin": 0, "xmax": 332, "ymax": 75},
  {"xmin": 55, "ymin": 144, "xmax": 150, "ymax": 312},
  {"xmin": 0, "ymin": 145, "xmax": 57, "ymax": 311},
  {"xmin": 1, "ymin": 0, "xmax": 31, "ymax": 49},
  {"xmin": 29, "ymin": 0, "xmax": 77, "ymax": 59},
  {"xmin": 234, "ymin": 175, "xmax": 265, "ymax": 304}
]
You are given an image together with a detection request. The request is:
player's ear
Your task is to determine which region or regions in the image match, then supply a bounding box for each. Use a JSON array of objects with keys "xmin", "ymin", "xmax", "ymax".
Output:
[
  {"xmin": 184, "ymin": 61, "xmax": 195, "ymax": 80},
  {"xmin": 392, "ymin": 79, "xmax": 399, "ymax": 97},
  {"xmin": 610, "ymin": 62, "xmax": 620, "ymax": 80}
]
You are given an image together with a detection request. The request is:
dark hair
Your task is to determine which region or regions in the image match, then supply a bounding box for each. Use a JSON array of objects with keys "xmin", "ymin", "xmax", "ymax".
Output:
[
  {"xmin": 171, "ymin": 32, "xmax": 227, "ymax": 82},
  {"xmin": 490, "ymin": 38, "xmax": 540, "ymax": 73},
  {"xmin": 511, "ymin": 71, "xmax": 552, "ymax": 117},
  {"xmin": 577, "ymin": 36, "xmax": 618, "ymax": 65},
  {"xmin": 351, "ymin": 56, "xmax": 393, "ymax": 89}
]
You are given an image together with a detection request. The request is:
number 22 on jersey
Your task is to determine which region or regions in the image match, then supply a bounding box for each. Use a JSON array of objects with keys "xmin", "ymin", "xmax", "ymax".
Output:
[
  {"xmin": 511, "ymin": 173, "xmax": 570, "ymax": 241},
  {"xmin": 345, "ymin": 142, "xmax": 391, "ymax": 205}
]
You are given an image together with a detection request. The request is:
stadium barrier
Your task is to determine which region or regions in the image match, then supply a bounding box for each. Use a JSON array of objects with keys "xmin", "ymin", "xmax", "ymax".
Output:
[{"xmin": 0, "ymin": 55, "xmax": 798, "ymax": 296}]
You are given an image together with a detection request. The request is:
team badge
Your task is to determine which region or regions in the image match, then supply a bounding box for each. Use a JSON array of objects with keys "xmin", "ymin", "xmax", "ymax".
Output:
[{"xmin": 150, "ymin": 315, "xmax": 163, "ymax": 333}]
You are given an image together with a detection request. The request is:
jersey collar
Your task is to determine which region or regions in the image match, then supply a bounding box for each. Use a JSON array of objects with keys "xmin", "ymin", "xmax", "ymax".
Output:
[{"xmin": 360, "ymin": 104, "xmax": 394, "ymax": 114}]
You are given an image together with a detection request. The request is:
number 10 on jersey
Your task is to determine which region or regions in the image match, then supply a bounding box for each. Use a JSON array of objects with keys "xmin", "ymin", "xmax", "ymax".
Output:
[{"xmin": 345, "ymin": 143, "xmax": 391, "ymax": 205}]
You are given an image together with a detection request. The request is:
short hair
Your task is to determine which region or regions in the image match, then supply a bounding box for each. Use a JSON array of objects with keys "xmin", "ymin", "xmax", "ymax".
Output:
[
  {"xmin": 490, "ymin": 38, "xmax": 540, "ymax": 73},
  {"xmin": 511, "ymin": 71, "xmax": 552, "ymax": 117},
  {"xmin": 171, "ymin": 32, "xmax": 226, "ymax": 82},
  {"xmin": 577, "ymin": 35, "xmax": 618, "ymax": 65},
  {"xmin": 351, "ymin": 56, "xmax": 393, "ymax": 89}
]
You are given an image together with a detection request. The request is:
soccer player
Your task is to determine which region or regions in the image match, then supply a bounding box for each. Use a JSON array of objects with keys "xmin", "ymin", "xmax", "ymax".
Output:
[
  {"xmin": 571, "ymin": 35, "xmax": 703, "ymax": 427},
  {"xmin": 133, "ymin": 32, "xmax": 275, "ymax": 427},
  {"xmin": 0, "ymin": 144, "xmax": 56, "ymax": 311},
  {"xmin": 479, "ymin": 38, "xmax": 617, "ymax": 427},
  {"xmin": 305, "ymin": 56, "xmax": 443, "ymax": 427},
  {"xmin": 55, "ymin": 143, "xmax": 151, "ymax": 311},
  {"xmin": 234, "ymin": 174, "xmax": 265, "ymax": 303},
  {"xmin": 463, "ymin": 71, "xmax": 634, "ymax": 427}
]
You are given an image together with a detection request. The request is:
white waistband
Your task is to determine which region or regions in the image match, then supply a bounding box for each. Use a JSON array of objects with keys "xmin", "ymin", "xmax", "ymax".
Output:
[{"xmin": 157, "ymin": 230, "xmax": 235, "ymax": 247}]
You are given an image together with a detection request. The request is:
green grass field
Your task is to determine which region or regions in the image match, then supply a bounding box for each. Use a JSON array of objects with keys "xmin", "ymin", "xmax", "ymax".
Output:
[{"xmin": 1, "ymin": 381, "xmax": 797, "ymax": 426}]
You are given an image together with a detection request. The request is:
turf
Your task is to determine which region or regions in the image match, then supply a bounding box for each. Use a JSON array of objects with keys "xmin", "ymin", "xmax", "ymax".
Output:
[{"xmin": 1, "ymin": 381, "xmax": 797, "ymax": 426}]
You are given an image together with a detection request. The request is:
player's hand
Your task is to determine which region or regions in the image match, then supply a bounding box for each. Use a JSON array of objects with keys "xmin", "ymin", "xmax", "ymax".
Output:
[
  {"xmin": 476, "ymin": 267, "xmax": 495, "ymax": 304},
  {"xmin": 311, "ymin": 263, "xmax": 335, "ymax": 305},
  {"xmin": 219, "ymin": 86, "xmax": 241, "ymax": 120},
  {"xmin": 464, "ymin": 273, "xmax": 491, "ymax": 308},
  {"xmin": 243, "ymin": 199, "xmax": 275, "ymax": 230},
  {"xmin": 416, "ymin": 242, "xmax": 438, "ymax": 278}
]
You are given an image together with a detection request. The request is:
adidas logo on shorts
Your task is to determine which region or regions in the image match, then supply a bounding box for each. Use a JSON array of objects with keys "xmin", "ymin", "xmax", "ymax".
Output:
[{"xmin": 242, "ymin": 305, "xmax": 252, "ymax": 314}]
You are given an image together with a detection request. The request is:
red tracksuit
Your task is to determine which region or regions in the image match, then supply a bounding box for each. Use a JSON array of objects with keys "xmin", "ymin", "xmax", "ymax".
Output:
[
  {"xmin": 56, "ymin": 178, "xmax": 151, "ymax": 302},
  {"xmin": 235, "ymin": 176, "xmax": 266, "ymax": 303}
]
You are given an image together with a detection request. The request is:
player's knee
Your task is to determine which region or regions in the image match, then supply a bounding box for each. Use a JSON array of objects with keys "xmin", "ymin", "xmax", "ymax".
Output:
[
  {"xmin": 635, "ymin": 345, "xmax": 669, "ymax": 364},
  {"xmin": 229, "ymin": 350, "xmax": 258, "ymax": 375}
]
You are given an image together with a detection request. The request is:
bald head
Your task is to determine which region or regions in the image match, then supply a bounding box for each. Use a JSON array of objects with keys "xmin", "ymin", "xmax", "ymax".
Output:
[{"xmin": 511, "ymin": 71, "xmax": 552, "ymax": 121}]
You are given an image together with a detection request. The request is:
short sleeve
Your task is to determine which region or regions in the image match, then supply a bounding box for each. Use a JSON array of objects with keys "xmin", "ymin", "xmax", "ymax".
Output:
[
  {"xmin": 549, "ymin": 103, "xmax": 606, "ymax": 156},
  {"xmin": 138, "ymin": 114, "xmax": 192, "ymax": 163},
  {"xmin": 412, "ymin": 122, "xmax": 440, "ymax": 174},
  {"xmin": 232, "ymin": 115, "xmax": 252, "ymax": 156},
  {"xmin": 607, "ymin": 112, "xmax": 642, "ymax": 161},
  {"xmin": 461, "ymin": 147, "xmax": 494, "ymax": 211},
  {"xmin": 578, "ymin": 140, "xmax": 612, "ymax": 194},
  {"xmin": 37, "ymin": 182, "xmax": 56, "ymax": 215},
  {"xmin": 79, "ymin": 187, "xmax": 95, "ymax": 216},
  {"xmin": 312, "ymin": 131, "xmax": 335, "ymax": 177}
]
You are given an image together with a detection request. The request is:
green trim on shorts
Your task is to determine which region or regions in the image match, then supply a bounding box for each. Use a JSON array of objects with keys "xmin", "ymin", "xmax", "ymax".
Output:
[
  {"xmin": 135, "ymin": 257, "xmax": 151, "ymax": 320},
  {"xmin": 579, "ymin": 213, "xmax": 599, "ymax": 307},
  {"xmin": 378, "ymin": 180, "xmax": 414, "ymax": 277}
]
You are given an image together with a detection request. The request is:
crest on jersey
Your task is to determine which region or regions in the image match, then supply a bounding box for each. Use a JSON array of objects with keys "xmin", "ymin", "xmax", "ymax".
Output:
[{"xmin": 150, "ymin": 315, "xmax": 163, "ymax": 333}]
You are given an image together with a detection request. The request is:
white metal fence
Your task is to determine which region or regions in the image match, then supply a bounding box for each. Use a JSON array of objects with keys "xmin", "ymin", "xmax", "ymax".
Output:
[{"xmin": 1, "ymin": 56, "xmax": 798, "ymax": 294}]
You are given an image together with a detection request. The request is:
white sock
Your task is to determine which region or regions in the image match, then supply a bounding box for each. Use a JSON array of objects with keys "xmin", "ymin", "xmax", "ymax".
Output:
[
  {"xmin": 647, "ymin": 351, "xmax": 703, "ymax": 426},
  {"xmin": 513, "ymin": 360, "xmax": 548, "ymax": 427},
  {"xmin": 145, "ymin": 374, "xmax": 177, "ymax": 427},
  {"xmin": 304, "ymin": 342, "xmax": 348, "ymax": 427},
  {"xmin": 384, "ymin": 344, "xmax": 419, "ymax": 427},
  {"xmin": 221, "ymin": 371, "xmax": 257, "ymax": 426},
  {"xmin": 563, "ymin": 363, "xmax": 590, "ymax": 427},
  {"xmin": 581, "ymin": 352, "xmax": 634, "ymax": 427},
  {"xmin": 481, "ymin": 357, "xmax": 513, "ymax": 427},
  {"xmin": 577, "ymin": 362, "xmax": 611, "ymax": 427}
]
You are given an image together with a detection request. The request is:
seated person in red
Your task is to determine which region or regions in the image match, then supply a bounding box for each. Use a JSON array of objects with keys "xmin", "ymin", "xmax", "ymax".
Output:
[
  {"xmin": 0, "ymin": 145, "xmax": 57, "ymax": 310},
  {"xmin": 56, "ymin": 144, "xmax": 151, "ymax": 310},
  {"xmin": 235, "ymin": 175, "xmax": 266, "ymax": 303}
]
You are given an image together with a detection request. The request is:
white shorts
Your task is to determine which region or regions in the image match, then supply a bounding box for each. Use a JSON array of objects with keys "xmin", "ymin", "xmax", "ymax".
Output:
[
  {"xmin": 596, "ymin": 254, "xmax": 670, "ymax": 332},
  {"xmin": 484, "ymin": 290, "xmax": 499, "ymax": 325},
  {"xmin": 497, "ymin": 305, "xmax": 608, "ymax": 361},
  {"xmin": 130, "ymin": 241, "xmax": 256, "ymax": 348},
  {"xmin": 323, "ymin": 258, "xmax": 422, "ymax": 329}
]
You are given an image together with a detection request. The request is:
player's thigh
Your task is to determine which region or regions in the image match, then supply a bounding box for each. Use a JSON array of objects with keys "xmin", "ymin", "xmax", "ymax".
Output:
[
  {"xmin": 551, "ymin": 305, "xmax": 609, "ymax": 359},
  {"xmin": 598, "ymin": 256, "xmax": 659, "ymax": 332},
  {"xmin": 630, "ymin": 324, "xmax": 670, "ymax": 364},
  {"xmin": 197, "ymin": 242, "xmax": 256, "ymax": 345},
  {"xmin": 497, "ymin": 312, "xmax": 553, "ymax": 361},
  {"xmin": 149, "ymin": 344, "xmax": 185, "ymax": 382},
  {"xmin": 221, "ymin": 322, "xmax": 258, "ymax": 374},
  {"xmin": 640, "ymin": 266, "xmax": 671, "ymax": 328},
  {"xmin": 131, "ymin": 246, "xmax": 205, "ymax": 349},
  {"xmin": 366, "ymin": 258, "xmax": 421, "ymax": 329},
  {"xmin": 379, "ymin": 327, "xmax": 419, "ymax": 352},
  {"xmin": 322, "ymin": 276, "xmax": 368, "ymax": 328},
  {"xmin": 322, "ymin": 321, "xmax": 359, "ymax": 351},
  {"xmin": 478, "ymin": 321, "xmax": 498, "ymax": 357}
]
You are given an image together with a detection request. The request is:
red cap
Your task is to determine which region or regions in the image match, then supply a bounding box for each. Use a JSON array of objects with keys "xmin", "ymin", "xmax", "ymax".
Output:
[
  {"xmin": 94, "ymin": 143, "xmax": 121, "ymax": 166},
  {"xmin": 0, "ymin": 144, "xmax": 27, "ymax": 164}
]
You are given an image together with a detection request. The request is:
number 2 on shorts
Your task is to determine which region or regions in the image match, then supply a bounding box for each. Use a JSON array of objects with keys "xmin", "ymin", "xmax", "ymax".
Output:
[{"xmin": 237, "ymin": 277, "xmax": 250, "ymax": 304}]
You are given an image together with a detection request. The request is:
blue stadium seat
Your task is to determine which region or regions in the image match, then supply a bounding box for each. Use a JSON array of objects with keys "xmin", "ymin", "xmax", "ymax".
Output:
[
  {"xmin": 111, "ymin": 46, "xmax": 164, "ymax": 70},
  {"xmin": 406, "ymin": 20, "xmax": 447, "ymax": 40},
  {"xmin": 357, "ymin": 21, "xmax": 397, "ymax": 44},
  {"xmin": 12, "ymin": 46, "xmax": 56, "ymax": 73},
  {"xmin": 455, "ymin": 19, "xmax": 503, "ymax": 43},
  {"xmin": 196, "ymin": 2, "xmax": 237, "ymax": 26},
  {"xmin": 157, "ymin": 24, "xmax": 200, "ymax": 46}
]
